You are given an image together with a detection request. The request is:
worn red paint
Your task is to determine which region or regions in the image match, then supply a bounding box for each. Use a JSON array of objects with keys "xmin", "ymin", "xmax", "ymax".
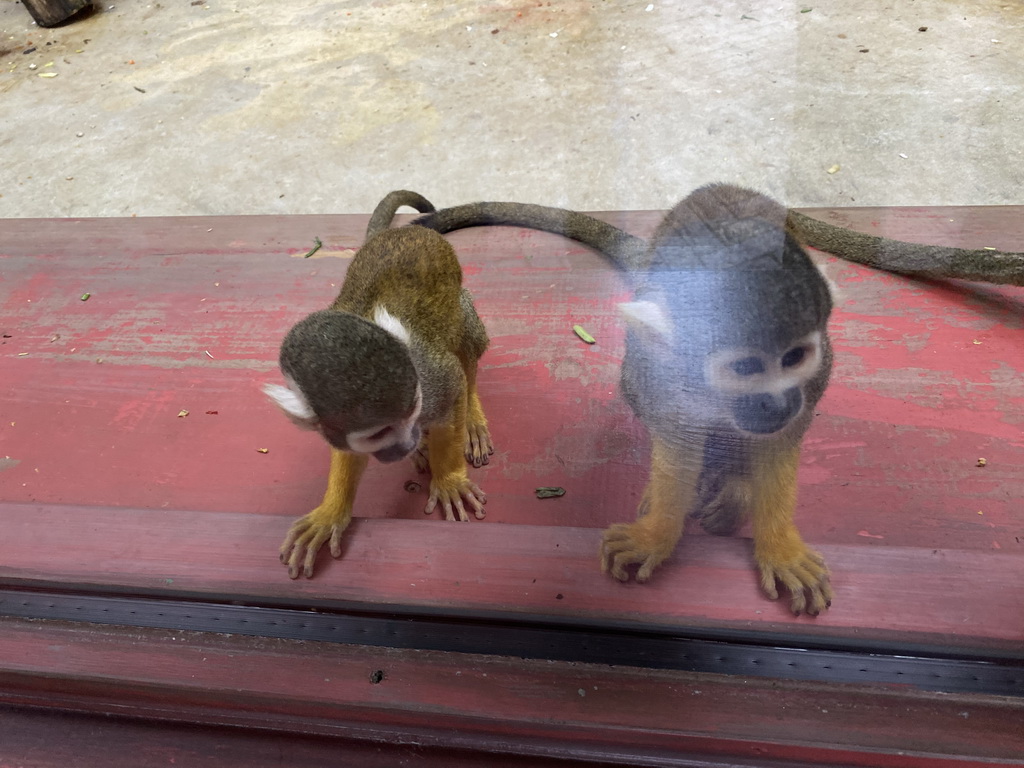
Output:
[{"xmin": 1, "ymin": 210, "xmax": 1022, "ymax": 643}]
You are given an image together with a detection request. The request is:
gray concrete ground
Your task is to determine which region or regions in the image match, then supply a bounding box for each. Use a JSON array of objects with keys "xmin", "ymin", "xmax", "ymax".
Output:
[{"xmin": 1, "ymin": 0, "xmax": 1021, "ymax": 218}]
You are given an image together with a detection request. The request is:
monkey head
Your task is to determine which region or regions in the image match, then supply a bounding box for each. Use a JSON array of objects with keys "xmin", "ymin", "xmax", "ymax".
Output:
[
  {"xmin": 623, "ymin": 186, "xmax": 834, "ymax": 438},
  {"xmin": 264, "ymin": 308, "xmax": 423, "ymax": 463}
]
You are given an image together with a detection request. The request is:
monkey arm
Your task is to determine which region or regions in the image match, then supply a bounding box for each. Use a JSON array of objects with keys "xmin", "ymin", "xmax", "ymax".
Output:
[
  {"xmin": 424, "ymin": 387, "xmax": 487, "ymax": 522},
  {"xmin": 601, "ymin": 433, "xmax": 706, "ymax": 582},
  {"xmin": 749, "ymin": 442, "xmax": 832, "ymax": 616},
  {"xmin": 279, "ymin": 450, "xmax": 369, "ymax": 579}
]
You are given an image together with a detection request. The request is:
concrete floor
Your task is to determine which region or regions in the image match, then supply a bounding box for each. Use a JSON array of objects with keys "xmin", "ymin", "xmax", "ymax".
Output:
[{"xmin": 1, "ymin": 0, "xmax": 1021, "ymax": 219}]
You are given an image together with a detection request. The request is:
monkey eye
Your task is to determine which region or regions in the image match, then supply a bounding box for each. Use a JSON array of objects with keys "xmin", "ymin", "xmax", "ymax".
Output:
[
  {"xmin": 781, "ymin": 346, "xmax": 807, "ymax": 368},
  {"xmin": 366, "ymin": 426, "xmax": 393, "ymax": 442},
  {"xmin": 730, "ymin": 357, "xmax": 765, "ymax": 376}
]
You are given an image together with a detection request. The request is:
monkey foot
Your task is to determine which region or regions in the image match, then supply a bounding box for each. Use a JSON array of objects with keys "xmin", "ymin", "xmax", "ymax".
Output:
[
  {"xmin": 693, "ymin": 479, "xmax": 751, "ymax": 536},
  {"xmin": 756, "ymin": 544, "xmax": 832, "ymax": 616},
  {"xmin": 600, "ymin": 518, "xmax": 677, "ymax": 583},
  {"xmin": 425, "ymin": 473, "xmax": 486, "ymax": 522},
  {"xmin": 279, "ymin": 507, "xmax": 351, "ymax": 580},
  {"xmin": 464, "ymin": 421, "xmax": 494, "ymax": 468}
]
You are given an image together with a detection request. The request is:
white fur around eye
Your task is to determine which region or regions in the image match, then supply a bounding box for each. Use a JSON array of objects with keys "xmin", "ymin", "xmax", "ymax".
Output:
[
  {"xmin": 373, "ymin": 305, "xmax": 412, "ymax": 345},
  {"xmin": 263, "ymin": 382, "xmax": 316, "ymax": 424}
]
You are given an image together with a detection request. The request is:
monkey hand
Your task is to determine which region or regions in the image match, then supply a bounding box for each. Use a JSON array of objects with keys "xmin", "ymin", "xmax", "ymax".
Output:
[
  {"xmin": 464, "ymin": 421, "xmax": 494, "ymax": 468},
  {"xmin": 425, "ymin": 471, "xmax": 486, "ymax": 522},
  {"xmin": 755, "ymin": 537, "xmax": 832, "ymax": 616},
  {"xmin": 601, "ymin": 515, "xmax": 679, "ymax": 583},
  {"xmin": 279, "ymin": 506, "xmax": 353, "ymax": 580}
]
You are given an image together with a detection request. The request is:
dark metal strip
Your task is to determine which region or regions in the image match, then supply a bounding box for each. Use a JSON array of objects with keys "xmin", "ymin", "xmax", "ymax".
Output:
[{"xmin": 1, "ymin": 589, "xmax": 1021, "ymax": 697}]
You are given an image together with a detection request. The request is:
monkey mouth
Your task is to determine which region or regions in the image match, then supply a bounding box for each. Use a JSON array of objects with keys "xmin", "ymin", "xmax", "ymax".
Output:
[
  {"xmin": 371, "ymin": 425, "xmax": 421, "ymax": 464},
  {"xmin": 732, "ymin": 389, "xmax": 803, "ymax": 435},
  {"xmin": 373, "ymin": 442, "xmax": 416, "ymax": 463}
]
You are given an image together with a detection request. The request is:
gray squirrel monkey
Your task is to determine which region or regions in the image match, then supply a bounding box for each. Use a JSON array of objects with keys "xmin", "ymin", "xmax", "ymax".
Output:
[
  {"xmin": 410, "ymin": 187, "xmax": 1024, "ymax": 615},
  {"xmin": 264, "ymin": 191, "xmax": 493, "ymax": 579},
  {"xmin": 412, "ymin": 184, "xmax": 835, "ymax": 615}
]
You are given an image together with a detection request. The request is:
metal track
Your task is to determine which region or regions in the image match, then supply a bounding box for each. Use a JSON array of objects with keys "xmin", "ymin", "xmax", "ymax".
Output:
[{"xmin": 1, "ymin": 588, "xmax": 1020, "ymax": 697}]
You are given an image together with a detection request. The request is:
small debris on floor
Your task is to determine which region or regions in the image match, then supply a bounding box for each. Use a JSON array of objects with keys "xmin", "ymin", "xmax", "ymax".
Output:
[
  {"xmin": 257, "ymin": 448, "xmax": 269, "ymax": 453},
  {"xmin": 976, "ymin": 458, "xmax": 987, "ymax": 467},
  {"xmin": 303, "ymin": 236, "xmax": 323, "ymax": 259},
  {"xmin": 536, "ymin": 486, "xmax": 566, "ymax": 499},
  {"xmin": 857, "ymin": 530, "xmax": 884, "ymax": 539},
  {"xmin": 177, "ymin": 409, "xmax": 189, "ymax": 418},
  {"xmin": 572, "ymin": 325, "xmax": 596, "ymax": 344}
]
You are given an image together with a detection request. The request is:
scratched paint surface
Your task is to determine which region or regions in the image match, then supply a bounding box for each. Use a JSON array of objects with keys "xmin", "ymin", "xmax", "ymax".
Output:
[{"xmin": 0, "ymin": 213, "xmax": 1021, "ymax": 558}]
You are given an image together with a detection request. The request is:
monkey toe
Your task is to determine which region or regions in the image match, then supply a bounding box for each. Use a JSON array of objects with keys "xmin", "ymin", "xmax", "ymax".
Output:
[
  {"xmin": 757, "ymin": 547, "xmax": 832, "ymax": 616},
  {"xmin": 600, "ymin": 522, "xmax": 672, "ymax": 582},
  {"xmin": 426, "ymin": 475, "xmax": 486, "ymax": 522},
  {"xmin": 464, "ymin": 424, "xmax": 494, "ymax": 468},
  {"xmin": 279, "ymin": 510, "xmax": 350, "ymax": 579}
]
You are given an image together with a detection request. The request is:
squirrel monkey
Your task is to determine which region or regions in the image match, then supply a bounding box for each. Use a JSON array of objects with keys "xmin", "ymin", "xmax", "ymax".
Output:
[
  {"xmin": 412, "ymin": 185, "xmax": 836, "ymax": 615},
  {"xmin": 412, "ymin": 187, "xmax": 1024, "ymax": 614},
  {"xmin": 264, "ymin": 191, "xmax": 493, "ymax": 579}
]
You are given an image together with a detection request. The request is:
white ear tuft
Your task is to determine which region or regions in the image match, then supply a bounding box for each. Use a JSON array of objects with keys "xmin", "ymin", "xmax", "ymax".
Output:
[
  {"xmin": 373, "ymin": 305, "xmax": 412, "ymax": 344},
  {"xmin": 816, "ymin": 263, "xmax": 842, "ymax": 303},
  {"xmin": 618, "ymin": 300, "xmax": 672, "ymax": 339},
  {"xmin": 263, "ymin": 382, "xmax": 316, "ymax": 424}
]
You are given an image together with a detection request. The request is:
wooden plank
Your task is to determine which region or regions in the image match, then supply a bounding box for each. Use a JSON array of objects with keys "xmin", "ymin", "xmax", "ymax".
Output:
[
  {"xmin": 1, "ymin": 208, "xmax": 1023, "ymax": 646},
  {"xmin": 1, "ymin": 502, "xmax": 1022, "ymax": 649},
  {"xmin": 1, "ymin": 618, "xmax": 1021, "ymax": 765}
]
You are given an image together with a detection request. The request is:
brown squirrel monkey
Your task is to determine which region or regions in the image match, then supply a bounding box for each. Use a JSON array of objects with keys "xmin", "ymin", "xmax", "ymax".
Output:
[
  {"xmin": 264, "ymin": 190, "xmax": 494, "ymax": 579},
  {"xmin": 412, "ymin": 185, "xmax": 836, "ymax": 615}
]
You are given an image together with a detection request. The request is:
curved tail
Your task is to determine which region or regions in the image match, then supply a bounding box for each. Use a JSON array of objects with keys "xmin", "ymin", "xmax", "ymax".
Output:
[
  {"xmin": 366, "ymin": 190, "xmax": 437, "ymax": 240},
  {"xmin": 412, "ymin": 202, "xmax": 647, "ymax": 274},
  {"xmin": 787, "ymin": 210, "xmax": 1024, "ymax": 286}
]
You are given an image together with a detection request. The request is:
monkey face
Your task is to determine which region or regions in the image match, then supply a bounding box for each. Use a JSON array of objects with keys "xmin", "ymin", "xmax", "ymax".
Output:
[
  {"xmin": 343, "ymin": 386, "xmax": 423, "ymax": 461},
  {"xmin": 705, "ymin": 331, "xmax": 826, "ymax": 436}
]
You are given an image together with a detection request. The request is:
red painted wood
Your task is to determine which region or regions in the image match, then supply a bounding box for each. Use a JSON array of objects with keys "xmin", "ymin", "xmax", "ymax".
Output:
[
  {"xmin": 2, "ymin": 619, "xmax": 1021, "ymax": 764},
  {"xmin": 1, "ymin": 209, "xmax": 1023, "ymax": 645},
  {"xmin": 2, "ymin": 502, "xmax": 1022, "ymax": 648}
]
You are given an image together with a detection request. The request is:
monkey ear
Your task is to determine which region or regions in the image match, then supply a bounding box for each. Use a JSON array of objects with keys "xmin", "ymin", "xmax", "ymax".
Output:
[
  {"xmin": 619, "ymin": 300, "xmax": 672, "ymax": 341},
  {"xmin": 263, "ymin": 382, "xmax": 318, "ymax": 429},
  {"xmin": 373, "ymin": 305, "xmax": 412, "ymax": 345},
  {"xmin": 815, "ymin": 263, "xmax": 842, "ymax": 304}
]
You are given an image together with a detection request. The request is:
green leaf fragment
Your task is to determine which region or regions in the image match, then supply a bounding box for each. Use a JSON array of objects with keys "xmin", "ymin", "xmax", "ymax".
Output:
[
  {"xmin": 572, "ymin": 325, "xmax": 596, "ymax": 344},
  {"xmin": 303, "ymin": 236, "xmax": 323, "ymax": 258}
]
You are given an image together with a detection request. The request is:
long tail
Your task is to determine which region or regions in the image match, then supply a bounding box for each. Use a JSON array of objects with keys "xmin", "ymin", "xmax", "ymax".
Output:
[
  {"xmin": 365, "ymin": 190, "xmax": 437, "ymax": 240},
  {"xmin": 787, "ymin": 210, "xmax": 1024, "ymax": 286},
  {"xmin": 412, "ymin": 202, "xmax": 647, "ymax": 274}
]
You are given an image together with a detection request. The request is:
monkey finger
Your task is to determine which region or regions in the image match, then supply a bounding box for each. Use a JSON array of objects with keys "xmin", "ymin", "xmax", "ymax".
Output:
[
  {"xmin": 330, "ymin": 526, "xmax": 344, "ymax": 558},
  {"xmin": 758, "ymin": 567, "xmax": 781, "ymax": 601},
  {"xmin": 442, "ymin": 497, "xmax": 458, "ymax": 522},
  {"xmin": 463, "ymin": 489, "xmax": 486, "ymax": 519},
  {"xmin": 279, "ymin": 521, "xmax": 309, "ymax": 563},
  {"xmin": 452, "ymin": 497, "xmax": 470, "ymax": 523},
  {"xmin": 424, "ymin": 495, "xmax": 438, "ymax": 516},
  {"xmin": 302, "ymin": 528, "xmax": 332, "ymax": 579}
]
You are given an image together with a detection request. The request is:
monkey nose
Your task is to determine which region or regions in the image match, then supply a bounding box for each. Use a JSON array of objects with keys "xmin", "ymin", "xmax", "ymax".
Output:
[
  {"xmin": 373, "ymin": 441, "xmax": 416, "ymax": 464},
  {"xmin": 734, "ymin": 388, "xmax": 803, "ymax": 434}
]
